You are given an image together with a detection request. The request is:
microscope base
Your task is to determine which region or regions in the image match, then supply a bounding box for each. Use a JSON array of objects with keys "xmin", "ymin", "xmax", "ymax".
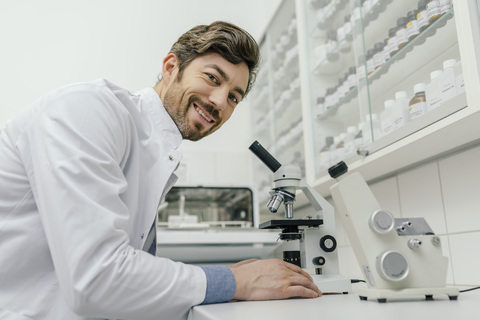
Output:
[
  {"xmin": 312, "ymin": 274, "xmax": 352, "ymax": 294},
  {"xmin": 357, "ymin": 286, "xmax": 460, "ymax": 303}
]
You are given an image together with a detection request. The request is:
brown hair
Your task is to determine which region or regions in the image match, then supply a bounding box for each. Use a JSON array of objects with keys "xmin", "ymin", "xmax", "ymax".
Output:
[{"xmin": 168, "ymin": 21, "xmax": 260, "ymax": 96}]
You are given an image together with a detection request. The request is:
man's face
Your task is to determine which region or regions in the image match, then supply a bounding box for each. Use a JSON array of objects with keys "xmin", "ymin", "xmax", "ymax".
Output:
[{"xmin": 162, "ymin": 53, "xmax": 249, "ymax": 141}]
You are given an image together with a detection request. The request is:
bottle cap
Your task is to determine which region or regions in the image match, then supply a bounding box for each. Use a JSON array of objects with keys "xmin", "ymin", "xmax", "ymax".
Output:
[
  {"xmin": 443, "ymin": 59, "xmax": 457, "ymax": 70},
  {"xmin": 366, "ymin": 113, "xmax": 379, "ymax": 121},
  {"xmin": 384, "ymin": 99, "xmax": 395, "ymax": 108},
  {"xmin": 430, "ymin": 70, "xmax": 443, "ymax": 80},
  {"xmin": 347, "ymin": 126, "xmax": 357, "ymax": 134},
  {"xmin": 374, "ymin": 42, "xmax": 385, "ymax": 51},
  {"xmin": 395, "ymin": 91, "xmax": 408, "ymax": 99},
  {"xmin": 388, "ymin": 27, "xmax": 396, "ymax": 37},
  {"xmin": 407, "ymin": 10, "xmax": 418, "ymax": 20},
  {"xmin": 326, "ymin": 87, "xmax": 336, "ymax": 95},
  {"xmin": 413, "ymin": 83, "xmax": 426, "ymax": 93},
  {"xmin": 418, "ymin": 0, "xmax": 428, "ymax": 9},
  {"xmin": 397, "ymin": 17, "xmax": 408, "ymax": 28},
  {"xmin": 325, "ymin": 136, "xmax": 334, "ymax": 145}
]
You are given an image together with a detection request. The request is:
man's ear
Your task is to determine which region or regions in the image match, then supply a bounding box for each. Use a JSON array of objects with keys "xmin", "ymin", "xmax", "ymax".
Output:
[{"xmin": 162, "ymin": 53, "xmax": 179, "ymax": 85}]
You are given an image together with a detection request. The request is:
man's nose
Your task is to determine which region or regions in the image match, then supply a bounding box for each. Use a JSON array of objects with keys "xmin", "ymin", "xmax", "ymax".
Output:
[{"xmin": 209, "ymin": 87, "xmax": 228, "ymax": 111}]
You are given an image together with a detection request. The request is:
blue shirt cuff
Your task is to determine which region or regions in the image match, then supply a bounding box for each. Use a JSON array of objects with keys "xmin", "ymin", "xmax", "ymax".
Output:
[{"xmin": 199, "ymin": 265, "xmax": 236, "ymax": 304}]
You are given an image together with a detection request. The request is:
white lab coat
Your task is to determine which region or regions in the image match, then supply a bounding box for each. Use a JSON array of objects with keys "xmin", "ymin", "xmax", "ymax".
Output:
[{"xmin": 0, "ymin": 80, "xmax": 207, "ymax": 320}]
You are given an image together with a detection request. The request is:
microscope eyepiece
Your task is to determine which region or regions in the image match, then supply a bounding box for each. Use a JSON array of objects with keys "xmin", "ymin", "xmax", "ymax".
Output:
[{"xmin": 249, "ymin": 140, "xmax": 282, "ymax": 173}]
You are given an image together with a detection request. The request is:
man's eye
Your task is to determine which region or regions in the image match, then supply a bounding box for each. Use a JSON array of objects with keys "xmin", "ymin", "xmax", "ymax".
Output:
[
  {"xmin": 207, "ymin": 74, "xmax": 218, "ymax": 83},
  {"xmin": 229, "ymin": 94, "xmax": 239, "ymax": 104}
]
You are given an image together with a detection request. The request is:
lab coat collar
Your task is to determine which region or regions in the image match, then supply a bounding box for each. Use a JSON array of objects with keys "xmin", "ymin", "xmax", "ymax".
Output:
[{"xmin": 136, "ymin": 87, "xmax": 183, "ymax": 150}]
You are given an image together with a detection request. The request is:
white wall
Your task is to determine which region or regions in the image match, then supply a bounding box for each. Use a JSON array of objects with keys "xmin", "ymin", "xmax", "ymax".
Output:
[{"xmin": 0, "ymin": 0, "xmax": 280, "ymax": 185}]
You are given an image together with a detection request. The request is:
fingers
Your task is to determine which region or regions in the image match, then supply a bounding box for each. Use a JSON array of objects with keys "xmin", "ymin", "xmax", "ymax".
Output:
[{"xmin": 282, "ymin": 260, "xmax": 314, "ymax": 281}]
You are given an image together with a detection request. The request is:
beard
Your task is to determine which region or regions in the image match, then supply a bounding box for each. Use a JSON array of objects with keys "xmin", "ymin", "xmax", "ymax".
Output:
[{"xmin": 162, "ymin": 79, "xmax": 221, "ymax": 141}]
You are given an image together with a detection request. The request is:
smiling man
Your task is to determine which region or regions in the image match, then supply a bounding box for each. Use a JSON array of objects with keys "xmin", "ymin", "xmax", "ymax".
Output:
[
  {"xmin": 157, "ymin": 52, "xmax": 247, "ymax": 141},
  {"xmin": 0, "ymin": 21, "xmax": 320, "ymax": 320}
]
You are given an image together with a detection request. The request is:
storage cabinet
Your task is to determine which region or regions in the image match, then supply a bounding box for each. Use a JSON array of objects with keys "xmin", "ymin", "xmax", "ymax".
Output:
[
  {"xmin": 249, "ymin": 0, "xmax": 304, "ymax": 206},
  {"xmin": 251, "ymin": 0, "xmax": 480, "ymax": 215}
]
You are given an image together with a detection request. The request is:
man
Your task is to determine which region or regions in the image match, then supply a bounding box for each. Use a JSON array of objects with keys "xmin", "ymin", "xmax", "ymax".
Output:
[{"xmin": 0, "ymin": 21, "xmax": 320, "ymax": 320}]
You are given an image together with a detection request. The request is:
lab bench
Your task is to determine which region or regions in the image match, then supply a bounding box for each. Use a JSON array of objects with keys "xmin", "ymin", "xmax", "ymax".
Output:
[{"xmin": 188, "ymin": 284, "xmax": 480, "ymax": 320}]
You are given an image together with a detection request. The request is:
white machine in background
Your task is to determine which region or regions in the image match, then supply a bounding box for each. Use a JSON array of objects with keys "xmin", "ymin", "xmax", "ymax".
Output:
[
  {"xmin": 329, "ymin": 161, "xmax": 459, "ymax": 302},
  {"xmin": 156, "ymin": 185, "xmax": 279, "ymax": 264},
  {"xmin": 249, "ymin": 141, "xmax": 351, "ymax": 294}
]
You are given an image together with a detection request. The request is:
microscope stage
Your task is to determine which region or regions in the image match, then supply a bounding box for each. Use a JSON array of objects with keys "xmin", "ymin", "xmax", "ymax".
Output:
[{"xmin": 259, "ymin": 219, "xmax": 323, "ymax": 229}]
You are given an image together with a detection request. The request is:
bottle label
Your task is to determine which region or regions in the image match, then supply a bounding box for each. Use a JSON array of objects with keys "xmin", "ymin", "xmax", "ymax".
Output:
[
  {"xmin": 387, "ymin": 36, "xmax": 399, "ymax": 55},
  {"xmin": 440, "ymin": 0, "xmax": 453, "ymax": 14},
  {"xmin": 347, "ymin": 74, "xmax": 357, "ymax": 89},
  {"xmin": 439, "ymin": 75, "xmax": 456, "ymax": 102},
  {"xmin": 406, "ymin": 20, "xmax": 420, "ymax": 39},
  {"xmin": 427, "ymin": 91, "xmax": 442, "ymax": 111},
  {"xmin": 367, "ymin": 58, "xmax": 375, "ymax": 74},
  {"xmin": 373, "ymin": 52, "xmax": 385, "ymax": 69},
  {"xmin": 409, "ymin": 101, "xmax": 428, "ymax": 119},
  {"xmin": 357, "ymin": 64, "xmax": 366, "ymax": 81},
  {"xmin": 325, "ymin": 94, "xmax": 336, "ymax": 108},
  {"xmin": 381, "ymin": 118, "xmax": 394, "ymax": 135},
  {"xmin": 396, "ymin": 28, "xmax": 408, "ymax": 46},
  {"xmin": 391, "ymin": 110, "xmax": 407, "ymax": 128},
  {"xmin": 426, "ymin": 1, "xmax": 441, "ymax": 20},
  {"xmin": 417, "ymin": 10, "xmax": 429, "ymax": 29},
  {"xmin": 456, "ymin": 73, "xmax": 465, "ymax": 94}
]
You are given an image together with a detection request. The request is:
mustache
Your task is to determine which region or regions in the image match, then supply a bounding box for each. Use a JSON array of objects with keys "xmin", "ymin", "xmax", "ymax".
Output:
[{"xmin": 190, "ymin": 97, "xmax": 220, "ymax": 121}]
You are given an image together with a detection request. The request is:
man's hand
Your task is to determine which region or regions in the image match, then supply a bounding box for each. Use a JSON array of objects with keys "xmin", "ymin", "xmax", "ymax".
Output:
[{"xmin": 229, "ymin": 259, "xmax": 322, "ymax": 301}]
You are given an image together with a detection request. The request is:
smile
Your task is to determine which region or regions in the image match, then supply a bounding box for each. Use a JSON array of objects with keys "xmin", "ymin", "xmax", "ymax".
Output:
[{"xmin": 194, "ymin": 104, "xmax": 214, "ymax": 123}]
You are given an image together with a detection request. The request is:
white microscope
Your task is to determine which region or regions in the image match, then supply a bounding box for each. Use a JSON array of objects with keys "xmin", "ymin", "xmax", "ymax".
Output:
[
  {"xmin": 328, "ymin": 161, "xmax": 459, "ymax": 302},
  {"xmin": 249, "ymin": 141, "xmax": 351, "ymax": 294}
]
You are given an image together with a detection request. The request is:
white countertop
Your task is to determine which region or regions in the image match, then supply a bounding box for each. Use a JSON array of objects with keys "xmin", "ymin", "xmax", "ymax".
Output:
[{"xmin": 188, "ymin": 284, "xmax": 480, "ymax": 320}]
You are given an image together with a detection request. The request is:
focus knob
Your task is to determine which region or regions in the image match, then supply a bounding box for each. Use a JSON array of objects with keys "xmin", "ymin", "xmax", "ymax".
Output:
[
  {"xmin": 319, "ymin": 235, "xmax": 337, "ymax": 252},
  {"xmin": 328, "ymin": 161, "xmax": 348, "ymax": 179},
  {"xmin": 369, "ymin": 209, "xmax": 394, "ymax": 235}
]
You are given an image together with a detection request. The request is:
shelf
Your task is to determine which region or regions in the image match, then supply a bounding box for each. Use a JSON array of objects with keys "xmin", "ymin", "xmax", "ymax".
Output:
[
  {"xmin": 312, "ymin": 102, "xmax": 479, "ymax": 197},
  {"xmin": 314, "ymin": 9, "xmax": 456, "ymax": 122}
]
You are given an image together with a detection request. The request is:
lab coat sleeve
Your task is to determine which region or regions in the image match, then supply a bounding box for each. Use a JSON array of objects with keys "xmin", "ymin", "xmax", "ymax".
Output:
[{"xmin": 15, "ymin": 84, "xmax": 207, "ymax": 320}]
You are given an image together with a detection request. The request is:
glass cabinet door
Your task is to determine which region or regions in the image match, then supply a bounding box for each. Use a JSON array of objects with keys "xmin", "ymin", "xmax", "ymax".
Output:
[{"xmin": 300, "ymin": 0, "xmax": 462, "ymax": 181}]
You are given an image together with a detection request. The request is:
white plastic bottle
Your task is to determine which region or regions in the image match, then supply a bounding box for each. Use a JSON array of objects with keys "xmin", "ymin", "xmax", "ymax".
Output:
[
  {"xmin": 363, "ymin": 114, "xmax": 382, "ymax": 146},
  {"xmin": 380, "ymin": 99, "xmax": 395, "ymax": 135},
  {"xmin": 318, "ymin": 136, "xmax": 334, "ymax": 172},
  {"xmin": 354, "ymin": 122, "xmax": 365, "ymax": 151},
  {"xmin": 331, "ymin": 134, "xmax": 346, "ymax": 164},
  {"xmin": 409, "ymin": 83, "xmax": 428, "ymax": 120},
  {"xmin": 344, "ymin": 126, "xmax": 357, "ymax": 158},
  {"xmin": 391, "ymin": 91, "xmax": 410, "ymax": 129},
  {"xmin": 425, "ymin": 69, "xmax": 443, "ymax": 111},
  {"xmin": 438, "ymin": 59, "xmax": 457, "ymax": 103}
]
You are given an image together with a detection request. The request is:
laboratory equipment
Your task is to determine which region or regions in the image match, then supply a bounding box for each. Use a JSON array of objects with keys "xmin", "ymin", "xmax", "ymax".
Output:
[
  {"xmin": 156, "ymin": 186, "xmax": 279, "ymax": 263},
  {"xmin": 329, "ymin": 161, "xmax": 459, "ymax": 302},
  {"xmin": 249, "ymin": 140, "xmax": 351, "ymax": 294}
]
